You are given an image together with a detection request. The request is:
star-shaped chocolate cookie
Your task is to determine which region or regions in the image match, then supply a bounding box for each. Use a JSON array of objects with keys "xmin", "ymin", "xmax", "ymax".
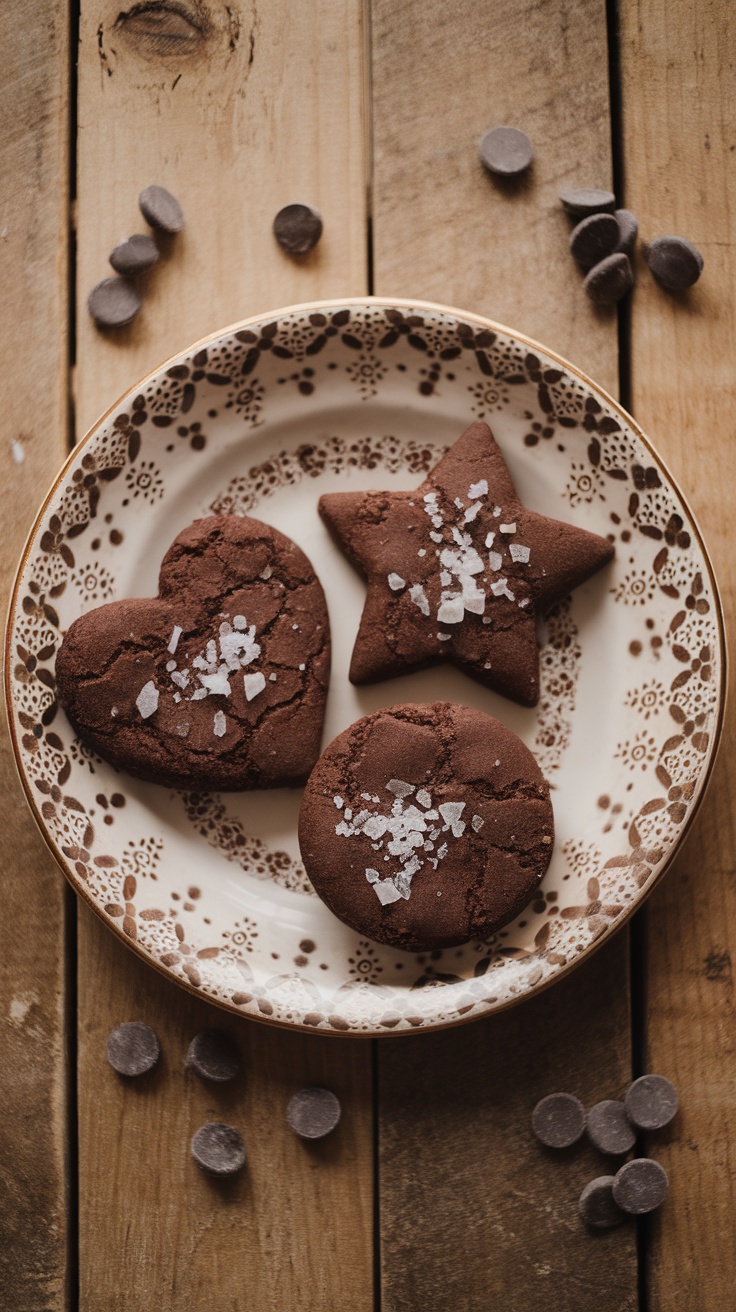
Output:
[{"xmin": 319, "ymin": 421, "xmax": 614, "ymax": 706}]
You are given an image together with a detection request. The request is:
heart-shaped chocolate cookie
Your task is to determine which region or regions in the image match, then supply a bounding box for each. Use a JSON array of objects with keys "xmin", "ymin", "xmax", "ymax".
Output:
[{"xmin": 55, "ymin": 516, "xmax": 331, "ymax": 790}]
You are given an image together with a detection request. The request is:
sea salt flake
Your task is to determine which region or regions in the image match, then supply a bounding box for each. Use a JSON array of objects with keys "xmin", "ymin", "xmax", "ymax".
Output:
[
  {"xmin": 292, "ymin": 624, "xmax": 299, "ymax": 631},
  {"xmin": 500, "ymin": 522, "xmax": 517, "ymax": 534},
  {"xmin": 429, "ymin": 531, "xmax": 443, "ymax": 543},
  {"xmin": 491, "ymin": 577, "xmax": 514, "ymax": 599},
  {"xmin": 171, "ymin": 670, "xmax": 189, "ymax": 689},
  {"xmin": 468, "ymin": 479, "xmax": 488, "ymax": 499},
  {"xmin": 472, "ymin": 814, "xmax": 484, "ymax": 832},
  {"xmin": 167, "ymin": 625, "xmax": 182, "ymax": 654},
  {"xmin": 436, "ymin": 843, "xmax": 448, "ymax": 860},
  {"xmin": 437, "ymin": 632, "xmax": 452, "ymax": 641},
  {"xmin": 365, "ymin": 868, "xmax": 380, "ymax": 883},
  {"xmin": 299, "ymin": 663, "xmax": 306, "ymax": 671},
  {"xmin": 439, "ymin": 801, "xmax": 465, "ymax": 828},
  {"xmin": 364, "ymin": 815, "xmax": 389, "ymax": 841},
  {"xmin": 387, "ymin": 779, "xmax": 415, "ymax": 798},
  {"xmin": 488, "ymin": 551, "xmax": 503, "ymax": 571},
  {"xmin": 335, "ymin": 820, "xmax": 354, "ymax": 837},
  {"xmin": 173, "ymin": 692, "xmax": 181, "ymax": 703},
  {"xmin": 190, "ymin": 688, "xmax": 208, "ymax": 701},
  {"xmin": 416, "ymin": 789, "xmax": 432, "ymax": 809},
  {"xmin": 493, "ymin": 505, "xmax": 502, "ymax": 517},
  {"xmin": 437, "ymin": 597, "xmax": 464, "ymax": 624},
  {"xmin": 136, "ymin": 680, "xmax": 159, "ymax": 719},
  {"xmin": 518, "ymin": 597, "xmax": 530, "ymax": 608},
  {"xmin": 373, "ymin": 880, "xmax": 403, "ymax": 906},
  {"xmin": 111, "ymin": 706, "xmax": 118, "ymax": 717},
  {"xmin": 174, "ymin": 721, "xmax": 190, "ymax": 737},
  {"xmin": 394, "ymin": 872, "xmax": 412, "ymax": 900},
  {"xmin": 199, "ymin": 670, "xmax": 232, "ymax": 696},
  {"xmin": 417, "ymin": 548, "xmax": 427, "ymax": 557},
  {"xmin": 219, "ymin": 621, "xmax": 232, "ymax": 636},
  {"xmin": 388, "ymin": 573, "xmax": 406, "ymax": 591},
  {"xmin": 334, "ymin": 796, "xmax": 344, "ymax": 809},
  {"xmin": 463, "ymin": 501, "xmax": 481, "ymax": 524},
  {"xmin": 166, "ymin": 659, "xmax": 177, "ymax": 672},
  {"xmin": 269, "ymin": 673, "xmax": 277, "ymax": 681},
  {"xmin": 213, "ymin": 710, "xmax": 227, "ymax": 737},
  {"xmin": 243, "ymin": 671, "xmax": 266, "ymax": 701},
  {"xmin": 485, "ymin": 530, "xmax": 496, "ymax": 547},
  {"xmin": 233, "ymin": 615, "xmax": 247, "ymax": 630},
  {"xmin": 259, "ymin": 565, "xmax": 273, "ymax": 580},
  {"xmin": 510, "ymin": 544, "xmax": 531, "ymax": 563},
  {"xmin": 423, "ymin": 492, "xmax": 437, "ymax": 503},
  {"xmin": 409, "ymin": 584, "xmax": 430, "ymax": 616}
]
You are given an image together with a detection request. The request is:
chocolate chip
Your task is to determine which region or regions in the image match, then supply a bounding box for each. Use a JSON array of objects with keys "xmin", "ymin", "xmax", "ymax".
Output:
[
  {"xmin": 139, "ymin": 184, "xmax": 185, "ymax": 234},
  {"xmin": 106, "ymin": 1021, "xmax": 160, "ymax": 1076},
  {"xmin": 644, "ymin": 235, "xmax": 703, "ymax": 290},
  {"xmin": 612, "ymin": 1158, "xmax": 668, "ymax": 1214},
  {"xmin": 88, "ymin": 278, "xmax": 142, "ymax": 329},
  {"xmin": 186, "ymin": 1029, "xmax": 241, "ymax": 1083},
  {"xmin": 286, "ymin": 1087, "xmax": 341, "ymax": 1139},
  {"xmin": 583, "ymin": 252, "xmax": 633, "ymax": 305},
  {"xmin": 579, "ymin": 1176, "xmax": 627, "ymax": 1229},
  {"xmin": 615, "ymin": 209, "xmax": 638, "ymax": 256},
  {"xmin": 531, "ymin": 1092, "xmax": 586, "ymax": 1148},
  {"xmin": 191, "ymin": 1122, "xmax": 246, "ymax": 1176},
  {"xmin": 569, "ymin": 213, "xmax": 621, "ymax": 268},
  {"xmin": 625, "ymin": 1074, "xmax": 679, "ymax": 1130},
  {"xmin": 559, "ymin": 187, "xmax": 616, "ymax": 217},
  {"xmin": 109, "ymin": 234, "xmax": 159, "ymax": 275},
  {"xmin": 478, "ymin": 126, "xmax": 534, "ymax": 177},
  {"xmin": 273, "ymin": 204, "xmax": 323, "ymax": 255},
  {"xmin": 586, "ymin": 1100, "xmax": 637, "ymax": 1155}
]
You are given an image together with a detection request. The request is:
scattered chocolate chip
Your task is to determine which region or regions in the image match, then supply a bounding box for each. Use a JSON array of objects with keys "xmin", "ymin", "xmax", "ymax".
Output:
[
  {"xmin": 625, "ymin": 1074, "xmax": 679, "ymax": 1130},
  {"xmin": 106, "ymin": 1021, "xmax": 160, "ymax": 1077},
  {"xmin": 477, "ymin": 125, "xmax": 534, "ymax": 177},
  {"xmin": 583, "ymin": 252, "xmax": 633, "ymax": 305},
  {"xmin": 615, "ymin": 209, "xmax": 638, "ymax": 256},
  {"xmin": 644, "ymin": 235, "xmax": 703, "ymax": 290},
  {"xmin": 88, "ymin": 278, "xmax": 142, "ymax": 329},
  {"xmin": 586, "ymin": 1100, "xmax": 637, "ymax": 1155},
  {"xmin": 612, "ymin": 1157, "xmax": 668, "ymax": 1214},
  {"xmin": 273, "ymin": 204, "xmax": 323, "ymax": 255},
  {"xmin": 187, "ymin": 1029, "xmax": 241, "ymax": 1083},
  {"xmin": 579, "ymin": 1176, "xmax": 627, "ymax": 1229},
  {"xmin": 109, "ymin": 233, "xmax": 159, "ymax": 275},
  {"xmin": 139, "ymin": 184, "xmax": 185, "ymax": 234},
  {"xmin": 559, "ymin": 187, "xmax": 616, "ymax": 217},
  {"xmin": 569, "ymin": 213, "xmax": 621, "ymax": 268},
  {"xmin": 531, "ymin": 1092, "xmax": 586, "ymax": 1148},
  {"xmin": 286, "ymin": 1087, "xmax": 341, "ymax": 1140},
  {"xmin": 191, "ymin": 1122, "xmax": 246, "ymax": 1176}
]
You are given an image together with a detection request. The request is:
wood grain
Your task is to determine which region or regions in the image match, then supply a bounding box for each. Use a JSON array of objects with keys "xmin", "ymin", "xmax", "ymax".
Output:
[
  {"xmin": 371, "ymin": 0, "xmax": 619, "ymax": 397},
  {"xmin": 0, "ymin": 2, "xmax": 70, "ymax": 1307},
  {"xmin": 620, "ymin": 1, "xmax": 736, "ymax": 1306},
  {"xmin": 75, "ymin": 3, "xmax": 373, "ymax": 1307},
  {"xmin": 76, "ymin": 0, "xmax": 369, "ymax": 434},
  {"xmin": 371, "ymin": 2, "xmax": 636, "ymax": 1307}
]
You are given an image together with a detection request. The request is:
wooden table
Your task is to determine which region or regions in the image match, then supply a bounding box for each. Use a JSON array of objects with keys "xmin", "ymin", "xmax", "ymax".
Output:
[{"xmin": 1, "ymin": 2, "xmax": 733, "ymax": 1307}]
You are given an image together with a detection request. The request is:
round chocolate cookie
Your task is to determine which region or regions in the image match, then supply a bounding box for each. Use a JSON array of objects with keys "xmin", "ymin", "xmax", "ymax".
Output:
[
  {"xmin": 56, "ymin": 516, "xmax": 330, "ymax": 790},
  {"xmin": 298, "ymin": 703, "xmax": 554, "ymax": 952}
]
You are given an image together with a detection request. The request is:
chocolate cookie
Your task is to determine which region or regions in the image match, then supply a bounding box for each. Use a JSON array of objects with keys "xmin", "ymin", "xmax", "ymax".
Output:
[
  {"xmin": 298, "ymin": 703, "xmax": 553, "ymax": 951},
  {"xmin": 56, "ymin": 516, "xmax": 330, "ymax": 790},
  {"xmin": 318, "ymin": 421, "xmax": 614, "ymax": 706}
]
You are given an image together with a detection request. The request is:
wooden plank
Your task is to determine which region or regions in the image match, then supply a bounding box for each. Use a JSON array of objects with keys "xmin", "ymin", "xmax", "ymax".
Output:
[
  {"xmin": 0, "ymin": 2, "xmax": 70, "ymax": 1308},
  {"xmin": 75, "ymin": 3, "xmax": 372, "ymax": 1308},
  {"xmin": 371, "ymin": 2, "xmax": 637, "ymax": 1307},
  {"xmin": 371, "ymin": 0, "xmax": 619, "ymax": 398},
  {"xmin": 620, "ymin": 1, "xmax": 736, "ymax": 1306},
  {"xmin": 76, "ymin": 0, "xmax": 369, "ymax": 434}
]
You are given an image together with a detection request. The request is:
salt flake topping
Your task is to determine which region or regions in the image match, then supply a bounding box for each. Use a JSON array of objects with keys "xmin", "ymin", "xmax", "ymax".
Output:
[
  {"xmin": 167, "ymin": 625, "xmax": 182, "ymax": 654},
  {"xmin": 334, "ymin": 782, "xmax": 483, "ymax": 905},
  {"xmin": 244, "ymin": 671, "xmax": 266, "ymax": 702},
  {"xmin": 136, "ymin": 680, "xmax": 159, "ymax": 719},
  {"xmin": 388, "ymin": 573, "xmax": 406, "ymax": 591},
  {"xmin": 213, "ymin": 710, "xmax": 227, "ymax": 737}
]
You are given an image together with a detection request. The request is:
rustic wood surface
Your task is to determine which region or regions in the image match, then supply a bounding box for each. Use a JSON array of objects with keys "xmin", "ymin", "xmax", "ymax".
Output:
[
  {"xmin": 372, "ymin": 2, "xmax": 634, "ymax": 1308},
  {"xmin": 75, "ymin": 3, "xmax": 373, "ymax": 1309},
  {"xmin": 0, "ymin": 0, "xmax": 733, "ymax": 1307},
  {"xmin": 620, "ymin": 0, "xmax": 736, "ymax": 1305},
  {"xmin": 0, "ymin": 2, "xmax": 70, "ymax": 1308}
]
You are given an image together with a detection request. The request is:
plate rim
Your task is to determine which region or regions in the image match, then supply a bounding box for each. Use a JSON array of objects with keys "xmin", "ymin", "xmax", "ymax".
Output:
[{"xmin": 4, "ymin": 294, "xmax": 729, "ymax": 1037}]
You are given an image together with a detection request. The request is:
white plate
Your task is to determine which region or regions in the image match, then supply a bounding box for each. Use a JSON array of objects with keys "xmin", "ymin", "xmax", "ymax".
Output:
[{"xmin": 6, "ymin": 298, "xmax": 725, "ymax": 1034}]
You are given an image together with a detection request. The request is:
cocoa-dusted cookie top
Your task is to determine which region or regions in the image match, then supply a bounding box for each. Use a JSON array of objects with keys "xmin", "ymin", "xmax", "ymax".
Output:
[
  {"xmin": 298, "ymin": 702, "xmax": 554, "ymax": 952},
  {"xmin": 56, "ymin": 516, "xmax": 330, "ymax": 790},
  {"xmin": 318, "ymin": 420, "xmax": 614, "ymax": 705}
]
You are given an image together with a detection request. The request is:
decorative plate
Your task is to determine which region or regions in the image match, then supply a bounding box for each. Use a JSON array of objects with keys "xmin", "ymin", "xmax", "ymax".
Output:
[{"xmin": 5, "ymin": 298, "xmax": 725, "ymax": 1035}]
